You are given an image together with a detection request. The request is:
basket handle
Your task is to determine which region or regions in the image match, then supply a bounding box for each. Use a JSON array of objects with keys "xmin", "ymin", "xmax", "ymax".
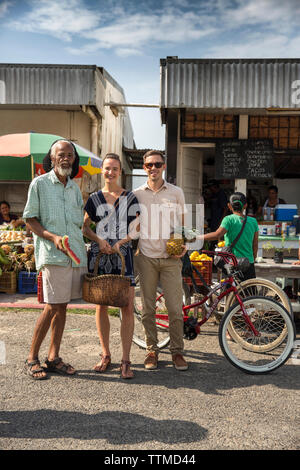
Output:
[{"xmin": 93, "ymin": 250, "xmax": 126, "ymax": 276}]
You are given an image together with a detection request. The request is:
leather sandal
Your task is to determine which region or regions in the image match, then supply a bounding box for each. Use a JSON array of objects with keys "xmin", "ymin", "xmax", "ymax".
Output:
[
  {"xmin": 24, "ymin": 359, "xmax": 48, "ymax": 380},
  {"xmin": 43, "ymin": 357, "xmax": 76, "ymax": 375},
  {"xmin": 93, "ymin": 354, "xmax": 111, "ymax": 373},
  {"xmin": 120, "ymin": 360, "xmax": 134, "ymax": 379}
]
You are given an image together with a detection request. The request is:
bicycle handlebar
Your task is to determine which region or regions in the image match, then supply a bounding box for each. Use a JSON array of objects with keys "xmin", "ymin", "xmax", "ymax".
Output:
[{"xmin": 201, "ymin": 249, "xmax": 238, "ymax": 266}]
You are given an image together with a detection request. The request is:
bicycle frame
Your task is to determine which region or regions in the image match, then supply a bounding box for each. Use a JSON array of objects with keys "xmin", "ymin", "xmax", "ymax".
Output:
[{"xmin": 154, "ymin": 250, "xmax": 260, "ymax": 337}]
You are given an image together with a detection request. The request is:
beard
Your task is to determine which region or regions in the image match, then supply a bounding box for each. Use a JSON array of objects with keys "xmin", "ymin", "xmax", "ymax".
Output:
[{"xmin": 56, "ymin": 165, "xmax": 72, "ymax": 177}]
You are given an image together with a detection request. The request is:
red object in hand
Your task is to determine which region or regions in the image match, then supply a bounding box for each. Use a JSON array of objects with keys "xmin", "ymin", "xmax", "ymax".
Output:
[
  {"xmin": 37, "ymin": 272, "xmax": 44, "ymax": 303},
  {"xmin": 62, "ymin": 235, "xmax": 80, "ymax": 265}
]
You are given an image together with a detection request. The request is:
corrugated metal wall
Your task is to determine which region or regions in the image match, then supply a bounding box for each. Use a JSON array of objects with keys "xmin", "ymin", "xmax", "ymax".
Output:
[
  {"xmin": 160, "ymin": 58, "xmax": 300, "ymax": 110},
  {"xmin": 0, "ymin": 64, "xmax": 97, "ymax": 105}
]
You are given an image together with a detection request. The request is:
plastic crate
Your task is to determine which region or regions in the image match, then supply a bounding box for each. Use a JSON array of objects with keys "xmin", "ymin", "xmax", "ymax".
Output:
[
  {"xmin": 0, "ymin": 271, "xmax": 17, "ymax": 294},
  {"xmin": 183, "ymin": 260, "xmax": 212, "ymax": 287},
  {"xmin": 18, "ymin": 271, "xmax": 37, "ymax": 294},
  {"xmin": 37, "ymin": 271, "xmax": 44, "ymax": 303}
]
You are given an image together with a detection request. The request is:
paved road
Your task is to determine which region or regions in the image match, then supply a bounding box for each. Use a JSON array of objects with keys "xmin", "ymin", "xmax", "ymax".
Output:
[{"xmin": 0, "ymin": 310, "xmax": 299, "ymax": 451}]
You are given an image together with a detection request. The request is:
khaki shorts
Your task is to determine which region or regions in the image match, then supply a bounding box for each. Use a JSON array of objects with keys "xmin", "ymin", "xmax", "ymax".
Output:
[{"xmin": 42, "ymin": 263, "xmax": 87, "ymax": 304}]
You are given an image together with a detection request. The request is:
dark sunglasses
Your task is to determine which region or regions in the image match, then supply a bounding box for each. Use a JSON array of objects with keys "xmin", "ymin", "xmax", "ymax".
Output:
[{"xmin": 145, "ymin": 162, "xmax": 164, "ymax": 169}]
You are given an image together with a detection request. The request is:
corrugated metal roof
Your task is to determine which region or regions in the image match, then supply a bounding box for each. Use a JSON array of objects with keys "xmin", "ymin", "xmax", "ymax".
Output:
[
  {"xmin": 160, "ymin": 58, "xmax": 300, "ymax": 113},
  {"xmin": 0, "ymin": 63, "xmax": 105, "ymax": 106}
]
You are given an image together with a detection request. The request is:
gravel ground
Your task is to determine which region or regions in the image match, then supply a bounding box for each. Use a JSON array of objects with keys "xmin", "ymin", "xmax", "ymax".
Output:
[{"xmin": 0, "ymin": 309, "xmax": 299, "ymax": 451}]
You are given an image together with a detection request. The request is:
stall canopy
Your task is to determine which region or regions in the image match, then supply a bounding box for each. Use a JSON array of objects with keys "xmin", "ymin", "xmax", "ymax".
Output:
[{"xmin": 0, "ymin": 132, "xmax": 102, "ymax": 181}]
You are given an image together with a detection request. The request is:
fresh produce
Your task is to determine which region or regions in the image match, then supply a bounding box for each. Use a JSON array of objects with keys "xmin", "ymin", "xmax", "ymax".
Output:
[
  {"xmin": 0, "ymin": 230, "xmax": 25, "ymax": 243},
  {"xmin": 62, "ymin": 235, "xmax": 80, "ymax": 265},
  {"xmin": 217, "ymin": 241, "xmax": 225, "ymax": 247},
  {"xmin": 166, "ymin": 234, "xmax": 185, "ymax": 256},
  {"xmin": 166, "ymin": 226, "xmax": 200, "ymax": 257},
  {"xmin": 0, "ymin": 244, "xmax": 36, "ymax": 273},
  {"xmin": 1, "ymin": 244, "xmax": 11, "ymax": 255},
  {"xmin": 189, "ymin": 251, "xmax": 212, "ymax": 268},
  {"xmin": 0, "ymin": 247, "xmax": 10, "ymax": 265}
]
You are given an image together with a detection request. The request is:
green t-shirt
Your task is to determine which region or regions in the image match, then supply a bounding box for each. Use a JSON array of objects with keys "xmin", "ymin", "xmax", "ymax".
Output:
[{"xmin": 220, "ymin": 214, "xmax": 259, "ymax": 263}]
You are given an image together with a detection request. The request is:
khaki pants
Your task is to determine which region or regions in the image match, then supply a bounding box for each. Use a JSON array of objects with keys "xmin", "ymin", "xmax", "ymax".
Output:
[{"xmin": 137, "ymin": 252, "xmax": 184, "ymax": 355}]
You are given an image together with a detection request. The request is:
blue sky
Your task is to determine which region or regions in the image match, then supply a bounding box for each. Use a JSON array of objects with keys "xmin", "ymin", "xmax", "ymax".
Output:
[{"xmin": 1, "ymin": 0, "xmax": 300, "ymax": 150}]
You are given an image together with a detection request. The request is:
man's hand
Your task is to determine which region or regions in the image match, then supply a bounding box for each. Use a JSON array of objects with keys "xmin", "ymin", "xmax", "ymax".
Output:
[
  {"xmin": 172, "ymin": 244, "xmax": 188, "ymax": 259},
  {"xmin": 52, "ymin": 234, "xmax": 67, "ymax": 254},
  {"xmin": 292, "ymin": 260, "xmax": 300, "ymax": 265}
]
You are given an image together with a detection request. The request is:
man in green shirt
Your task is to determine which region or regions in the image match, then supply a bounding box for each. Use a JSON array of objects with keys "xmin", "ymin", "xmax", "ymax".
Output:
[{"xmin": 23, "ymin": 140, "xmax": 87, "ymax": 380}]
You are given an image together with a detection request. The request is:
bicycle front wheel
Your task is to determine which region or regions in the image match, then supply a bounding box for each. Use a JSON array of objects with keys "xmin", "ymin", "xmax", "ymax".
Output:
[{"xmin": 219, "ymin": 296, "xmax": 295, "ymax": 374}]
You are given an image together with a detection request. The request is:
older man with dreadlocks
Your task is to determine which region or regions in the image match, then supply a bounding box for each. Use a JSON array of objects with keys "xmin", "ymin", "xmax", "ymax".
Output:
[{"xmin": 22, "ymin": 140, "xmax": 87, "ymax": 380}]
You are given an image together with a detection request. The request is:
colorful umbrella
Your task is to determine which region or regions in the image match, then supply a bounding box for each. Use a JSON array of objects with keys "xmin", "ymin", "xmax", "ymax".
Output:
[{"xmin": 0, "ymin": 132, "xmax": 102, "ymax": 181}]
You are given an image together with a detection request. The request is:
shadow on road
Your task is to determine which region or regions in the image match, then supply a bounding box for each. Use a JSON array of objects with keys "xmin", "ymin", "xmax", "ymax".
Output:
[{"xmin": 0, "ymin": 409, "xmax": 208, "ymax": 444}]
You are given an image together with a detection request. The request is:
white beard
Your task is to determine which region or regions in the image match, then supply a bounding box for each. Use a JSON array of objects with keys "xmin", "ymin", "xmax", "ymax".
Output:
[{"xmin": 57, "ymin": 166, "xmax": 72, "ymax": 177}]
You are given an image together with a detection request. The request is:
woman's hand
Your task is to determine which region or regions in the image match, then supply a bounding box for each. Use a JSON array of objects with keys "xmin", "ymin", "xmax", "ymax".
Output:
[
  {"xmin": 111, "ymin": 241, "xmax": 122, "ymax": 254},
  {"xmin": 98, "ymin": 238, "xmax": 112, "ymax": 254}
]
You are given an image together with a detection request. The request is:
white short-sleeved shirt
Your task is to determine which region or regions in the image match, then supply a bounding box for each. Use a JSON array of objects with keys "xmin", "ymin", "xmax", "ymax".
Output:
[{"xmin": 134, "ymin": 180, "xmax": 186, "ymax": 258}]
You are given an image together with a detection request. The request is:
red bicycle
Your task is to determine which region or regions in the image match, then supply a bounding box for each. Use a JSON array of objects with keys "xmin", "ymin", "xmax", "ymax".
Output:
[{"xmin": 132, "ymin": 250, "xmax": 296, "ymax": 374}]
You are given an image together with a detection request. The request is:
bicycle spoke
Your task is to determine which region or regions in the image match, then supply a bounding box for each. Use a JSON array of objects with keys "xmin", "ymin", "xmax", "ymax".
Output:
[{"xmin": 219, "ymin": 296, "xmax": 295, "ymax": 374}]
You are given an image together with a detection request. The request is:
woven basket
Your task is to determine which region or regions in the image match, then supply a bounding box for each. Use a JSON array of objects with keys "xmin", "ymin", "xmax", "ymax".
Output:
[
  {"xmin": 0, "ymin": 271, "xmax": 17, "ymax": 294},
  {"xmin": 82, "ymin": 252, "xmax": 130, "ymax": 307}
]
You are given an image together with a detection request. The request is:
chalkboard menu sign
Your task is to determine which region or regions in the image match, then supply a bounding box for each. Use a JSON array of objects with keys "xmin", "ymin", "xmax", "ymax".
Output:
[{"xmin": 215, "ymin": 139, "xmax": 274, "ymax": 179}]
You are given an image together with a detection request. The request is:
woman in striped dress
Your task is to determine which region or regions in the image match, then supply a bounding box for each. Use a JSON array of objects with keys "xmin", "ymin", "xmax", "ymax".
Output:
[{"xmin": 83, "ymin": 153, "xmax": 139, "ymax": 379}]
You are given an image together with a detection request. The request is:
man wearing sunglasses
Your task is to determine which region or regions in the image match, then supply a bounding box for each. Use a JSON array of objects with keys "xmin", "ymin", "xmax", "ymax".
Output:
[{"xmin": 134, "ymin": 150, "xmax": 188, "ymax": 372}]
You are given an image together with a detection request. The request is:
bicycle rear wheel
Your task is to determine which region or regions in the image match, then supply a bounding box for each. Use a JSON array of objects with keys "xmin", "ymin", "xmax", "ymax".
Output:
[
  {"xmin": 219, "ymin": 296, "xmax": 295, "ymax": 374},
  {"xmin": 225, "ymin": 278, "xmax": 292, "ymax": 352},
  {"xmin": 225, "ymin": 277, "xmax": 292, "ymax": 316},
  {"xmin": 133, "ymin": 284, "xmax": 170, "ymax": 349}
]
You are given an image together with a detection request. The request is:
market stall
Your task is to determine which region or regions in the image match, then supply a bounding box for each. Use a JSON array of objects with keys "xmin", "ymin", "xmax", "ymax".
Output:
[
  {"xmin": 0, "ymin": 225, "xmax": 36, "ymax": 294},
  {"xmin": 257, "ymin": 205, "xmax": 299, "ymax": 259}
]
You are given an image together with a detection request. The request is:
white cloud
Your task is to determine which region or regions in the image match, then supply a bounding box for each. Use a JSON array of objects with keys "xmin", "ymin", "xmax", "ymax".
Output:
[
  {"xmin": 222, "ymin": 0, "xmax": 300, "ymax": 26},
  {"xmin": 206, "ymin": 31, "xmax": 300, "ymax": 59},
  {"xmin": 81, "ymin": 11, "xmax": 216, "ymax": 48},
  {"xmin": 5, "ymin": 0, "xmax": 300, "ymax": 58},
  {"xmin": 8, "ymin": 0, "xmax": 101, "ymax": 42},
  {"xmin": 6, "ymin": 0, "xmax": 217, "ymax": 55},
  {"xmin": 115, "ymin": 47, "xmax": 143, "ymax": 58},
  {"xmin": 0, "ymin": 0, "xmax": 13, "ymax": 18}
]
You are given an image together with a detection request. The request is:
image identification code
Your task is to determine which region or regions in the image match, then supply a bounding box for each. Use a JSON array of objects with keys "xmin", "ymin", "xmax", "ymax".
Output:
[{"xmin": 104, "ymin": 454, "xmax": 196, "ymax": 466}]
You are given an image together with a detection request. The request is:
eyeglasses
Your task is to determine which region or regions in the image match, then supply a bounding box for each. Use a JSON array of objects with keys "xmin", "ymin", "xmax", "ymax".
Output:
[{"xmin": 144, "ymin": 162, "xmax": 164, "ymax": 169}]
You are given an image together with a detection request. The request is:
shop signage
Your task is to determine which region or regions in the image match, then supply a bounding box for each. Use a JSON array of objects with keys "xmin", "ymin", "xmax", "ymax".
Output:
[{"xmin": 215, "ymin": 139, "xmax": 274, "ymax": 179}]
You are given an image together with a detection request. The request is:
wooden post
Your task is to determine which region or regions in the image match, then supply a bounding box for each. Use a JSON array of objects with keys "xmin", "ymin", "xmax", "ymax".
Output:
[
  {"xmin": 31, "ymin": 156, "xmax": 35, "ymax": 180},
  {"xmin": 235, "ymin": 115, "xmax": 248, "ymax": 195}
]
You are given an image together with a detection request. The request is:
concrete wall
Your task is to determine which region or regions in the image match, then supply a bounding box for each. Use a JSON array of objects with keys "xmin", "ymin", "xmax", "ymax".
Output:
[
  {"xmin": 0, "ymin": 182, "xmax": 30, "ymax": 217},
  {"xmin": 0, "ymin": 108, "xmax": 91, "ymax": 148}
]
